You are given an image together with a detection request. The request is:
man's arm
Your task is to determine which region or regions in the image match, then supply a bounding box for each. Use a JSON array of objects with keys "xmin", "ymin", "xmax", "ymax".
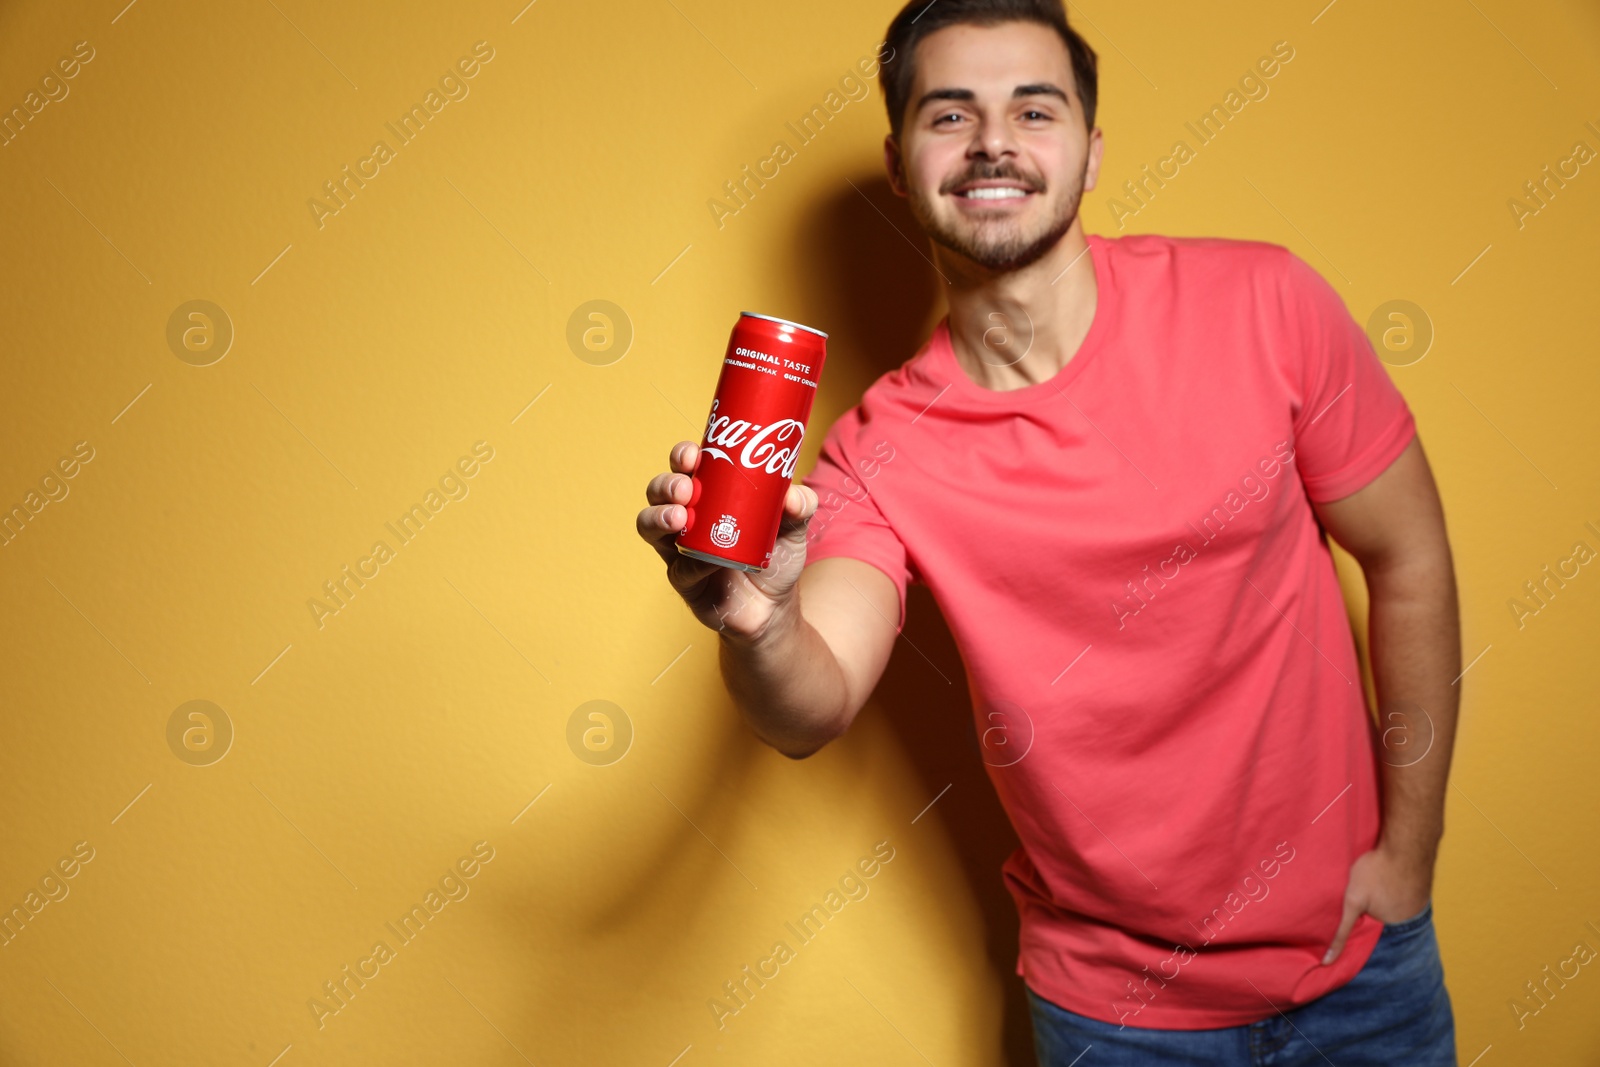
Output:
[
  {"xmin": 1313, "ymin": 434, "xmax": 1462, "ymax": 964},
  {"xmin": 720, "ymin": 556, "xmax": 901, "ymax": 760},
  {"xmin": 639, "ymin": 440, "xmax": 902, "ymax": 761}
]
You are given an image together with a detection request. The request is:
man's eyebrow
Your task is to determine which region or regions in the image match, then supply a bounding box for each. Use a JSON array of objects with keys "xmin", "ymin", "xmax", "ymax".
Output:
[
  {"xmin": 915, "ymin": 83, "xmax": 1071, "ymax": 111},
  {"xmin": 1013, "ymin": 83, "xmax": 1070, "ymax": 103}
]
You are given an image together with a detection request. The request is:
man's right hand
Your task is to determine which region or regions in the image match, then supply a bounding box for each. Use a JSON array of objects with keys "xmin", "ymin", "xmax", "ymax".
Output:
[{"xmin": 637, "ymin": 441, "xmax": 820, "ymax": 644}]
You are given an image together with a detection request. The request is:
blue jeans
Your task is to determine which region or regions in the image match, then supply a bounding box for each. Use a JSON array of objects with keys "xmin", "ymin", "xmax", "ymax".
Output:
[{"xmin": 1027, "ymin": 902, "xmax": 1456, "ymax": 1066}]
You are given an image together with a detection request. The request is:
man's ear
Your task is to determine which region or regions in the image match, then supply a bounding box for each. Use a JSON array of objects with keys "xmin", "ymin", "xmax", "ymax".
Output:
[
  {"xmin": 1083, "ymin": 126, "xmax": 1104, "ymax": 193},
  {"xmin": 883, "ymin": 134, "xmax": 908, "ymax": 197}
]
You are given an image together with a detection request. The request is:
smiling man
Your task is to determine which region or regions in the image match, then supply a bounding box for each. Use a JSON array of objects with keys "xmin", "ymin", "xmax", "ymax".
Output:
[{"xmin": 637, "ymin": 1, "xmax": 1461, "ymax": 1062}]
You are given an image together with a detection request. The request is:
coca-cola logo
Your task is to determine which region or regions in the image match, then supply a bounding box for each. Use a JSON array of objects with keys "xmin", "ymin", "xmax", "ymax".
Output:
[{"xmin": 702, "ymin": 399, "xmax": 806, "ymax": 478}]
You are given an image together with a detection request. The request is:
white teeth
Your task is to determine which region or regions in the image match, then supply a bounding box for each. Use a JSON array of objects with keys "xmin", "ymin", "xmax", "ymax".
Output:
[{"xmin": 961, "ymin": 187, "xmax": 1028, "ymax": 199}]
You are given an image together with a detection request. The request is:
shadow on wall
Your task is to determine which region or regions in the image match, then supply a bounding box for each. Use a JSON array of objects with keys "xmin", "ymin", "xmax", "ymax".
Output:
[
  {"xmin": 793, "ymin": 174, "xmax": 1038, "ymax": 1067},
  {"xmin": 541, "ymin": 173, "xmax": 1032, "ymax": 1066},
  {"xmin": 795, "ymin": 173, "xmax": 943, "ymax": 384}
]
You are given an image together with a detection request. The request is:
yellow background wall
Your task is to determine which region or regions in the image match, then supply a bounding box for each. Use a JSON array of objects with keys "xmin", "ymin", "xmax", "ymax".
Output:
[{"xmin": 1, "ymin": 0, "xmax": 1597, "ymax": 1063}]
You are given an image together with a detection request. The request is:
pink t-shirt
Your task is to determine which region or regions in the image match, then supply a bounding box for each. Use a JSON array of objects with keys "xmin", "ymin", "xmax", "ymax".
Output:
[{"xmin": 799, "ymin": 232, "xmax": 1417, "ymax": 1029}]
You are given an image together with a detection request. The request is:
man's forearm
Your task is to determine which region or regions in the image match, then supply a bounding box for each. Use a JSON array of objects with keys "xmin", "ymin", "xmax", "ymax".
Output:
[
  {"xmin": 718, "ymin": 601, "xmax": 851, "ymax": 759},
  {"xmin": 1366, "ymin": 550, "xmax": 1461, "ymax": 873}
]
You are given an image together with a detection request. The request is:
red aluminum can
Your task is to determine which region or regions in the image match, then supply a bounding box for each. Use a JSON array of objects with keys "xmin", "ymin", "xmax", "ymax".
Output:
[{"xmin": 676, "ymin": 311, "xmax": 828, "ymax": 572}]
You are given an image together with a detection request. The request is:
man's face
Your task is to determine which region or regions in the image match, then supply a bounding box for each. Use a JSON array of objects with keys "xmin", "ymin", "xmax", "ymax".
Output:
[{"xmin": 886, "ymin": 21, "xmax": 1102, "ymax": 273}]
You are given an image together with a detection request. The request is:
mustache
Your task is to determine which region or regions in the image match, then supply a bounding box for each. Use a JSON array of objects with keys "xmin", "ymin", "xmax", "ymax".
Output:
[{"xmin": 941, "ymin": 162, "xmax": 1044, "ymax": 193}]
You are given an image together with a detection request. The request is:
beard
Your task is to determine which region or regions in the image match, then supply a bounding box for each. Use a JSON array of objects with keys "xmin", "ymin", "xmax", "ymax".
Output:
[{"xmin": 907, "ymin": 158, "xmax": 1086, "ymax": 273}]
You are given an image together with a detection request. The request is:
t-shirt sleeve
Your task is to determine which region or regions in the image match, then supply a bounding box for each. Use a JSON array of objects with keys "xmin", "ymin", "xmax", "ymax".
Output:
[
  {"xmin": 1282, "ymin": 252, "xmax": 1418, "ymax": 504},
  {"xmin": 799, "ymin": 408, "xmax": 912, "ymax": 634}
]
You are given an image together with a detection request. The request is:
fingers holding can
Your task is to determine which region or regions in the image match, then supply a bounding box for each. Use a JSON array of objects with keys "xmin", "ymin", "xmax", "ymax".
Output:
[{"xmin": 670, "ymin": 440, "xmax": 699, "ymax": 475}]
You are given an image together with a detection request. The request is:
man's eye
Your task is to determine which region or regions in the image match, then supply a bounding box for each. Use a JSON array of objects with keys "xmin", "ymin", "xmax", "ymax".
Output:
[
  {"xmin": 934, "ymin": 112, "xmax": 963, "ymax": 126},
  {"xmin": 1022, "ymin": 109, "xmax": 1051, "ymax": 120}
]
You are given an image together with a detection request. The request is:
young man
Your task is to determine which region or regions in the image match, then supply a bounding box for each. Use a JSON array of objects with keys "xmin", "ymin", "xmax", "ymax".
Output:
[{"xmin": 638, "ymin": 0, "xmax": 1460, "ymax": 1061}]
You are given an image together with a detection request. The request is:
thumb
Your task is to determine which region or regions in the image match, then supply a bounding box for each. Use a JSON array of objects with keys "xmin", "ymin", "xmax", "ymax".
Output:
[
  {"xmin": 1322, "ymin": 896, "xmax": 1364, "ymax": 965},
  {"xmin": 777, "ymin": 484, "xmax": 819, "ymax": 536},
  {"xmin": 780, "ymin": 483, "xmax": 819, "ymax": 521},
  {"xmin": 766, "ymin": 485, "xmax": 818, "ymax": 574}
]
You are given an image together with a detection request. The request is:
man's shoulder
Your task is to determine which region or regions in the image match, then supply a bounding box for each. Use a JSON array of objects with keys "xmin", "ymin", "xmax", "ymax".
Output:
[
  {"xmin": 848, "ymin": 327, "xmax": 947, "ymax": 409},
  {"xmin": 859, "ymin": 353, "xmax": 932, "ymax": 405},
  {"xmin": 808, "ymin": 327, "xmax": 946, "ymax": 457},
  {"xmin": 1102, "ymin": 230, "xmax": 1301, "ymax": 273}
]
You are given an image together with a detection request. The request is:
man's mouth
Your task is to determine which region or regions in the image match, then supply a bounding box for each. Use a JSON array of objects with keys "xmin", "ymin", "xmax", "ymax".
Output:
[{"xmin": 950, "ymin": 181, "xmax": 1037, "ymax": 201}]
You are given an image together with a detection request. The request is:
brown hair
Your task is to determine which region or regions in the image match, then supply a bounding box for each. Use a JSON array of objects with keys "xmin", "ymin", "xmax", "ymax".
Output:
[{"xmin": 880, "ymin": 0, "xmax": 1099, "ymax": 140}]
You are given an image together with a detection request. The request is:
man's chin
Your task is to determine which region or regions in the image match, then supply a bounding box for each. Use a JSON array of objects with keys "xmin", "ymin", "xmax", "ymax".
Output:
[{"xmin": 934, "ymin": 228, "xmax": 1064, "ymax": 273}]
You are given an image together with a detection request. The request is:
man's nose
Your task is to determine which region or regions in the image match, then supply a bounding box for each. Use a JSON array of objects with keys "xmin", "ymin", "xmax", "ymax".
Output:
[{"xmin": 969, "ymin": 113, "xmax": 1019, "ymax": 159}]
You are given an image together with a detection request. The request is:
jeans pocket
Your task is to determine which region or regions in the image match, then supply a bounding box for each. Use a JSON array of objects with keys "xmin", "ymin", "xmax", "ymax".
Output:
[{"xmin": 1380, "ymin": 899, "xmax": 1433, "ymax": 936}]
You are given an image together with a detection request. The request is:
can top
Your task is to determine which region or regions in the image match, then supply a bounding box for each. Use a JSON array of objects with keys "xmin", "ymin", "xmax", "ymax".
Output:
[{"xmin": 740, "ymin": 311, "xmax": 828, "ymax": 340}]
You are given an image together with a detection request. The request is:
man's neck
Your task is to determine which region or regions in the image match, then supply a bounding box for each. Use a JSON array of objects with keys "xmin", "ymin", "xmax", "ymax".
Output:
[{"xmin": 939, "ymin": 220, "xmax": 1099, "ymax": 393}]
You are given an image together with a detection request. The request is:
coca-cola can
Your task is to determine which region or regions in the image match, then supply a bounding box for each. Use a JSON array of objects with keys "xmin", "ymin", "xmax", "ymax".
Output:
[{"xmin": 676, "ymin": 311, "xmax": 828, "ymax": 572}]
